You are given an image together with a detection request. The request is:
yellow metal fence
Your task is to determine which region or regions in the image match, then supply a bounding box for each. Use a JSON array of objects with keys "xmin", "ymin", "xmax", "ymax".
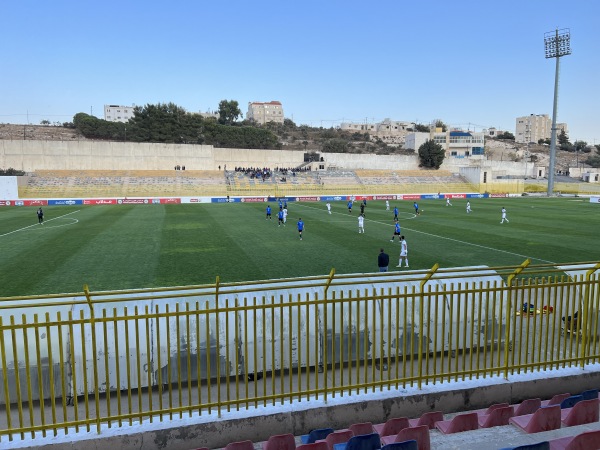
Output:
[{"xmin": 0, "ymin": 261, "xmax": 599, "ymax": 441}]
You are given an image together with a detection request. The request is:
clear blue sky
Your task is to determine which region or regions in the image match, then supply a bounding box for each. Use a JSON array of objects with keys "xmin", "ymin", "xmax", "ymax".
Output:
[{"xmin": 1, "ymin": 0, "xmax": 598, "ymax": 144}]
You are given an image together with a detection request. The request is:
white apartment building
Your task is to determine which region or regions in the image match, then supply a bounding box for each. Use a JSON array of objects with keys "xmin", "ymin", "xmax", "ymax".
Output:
[
  {"xmin": 482, "ymin": 127, "xmax": 507, "ymax": 137},
  {"xmin": 434, "ymin": 130, "xmax": 485, "ymax": 158},
  {"xmin": 515, "ymin": 114, "xmax": 568, "ymax": 143},
  {"xmin": 405, "ymin": 129, "xmax": 485, "ymax": 158},
  {"xmin": 247, "ymin": 101, "xmax": 284, "ymax": 125},
  {"xmin": 340, "ymin": 119, "xmax": 415, "ymax": 145},
  {"xmin": 340, "ymin": 119, "xmax": 415, "ymax": 136},
  {"xmin": 104, "ymin": 105, "xmax": 135, "ymax": 123}
]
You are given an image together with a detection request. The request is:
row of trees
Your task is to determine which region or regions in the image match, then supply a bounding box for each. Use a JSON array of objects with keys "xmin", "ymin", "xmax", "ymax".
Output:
[
  {"xmin": 0, "ymin": 168, "xmax": 25, "ymax": 176},
  {"xmin": 73, "ymin": 102, "xmax": 280, "ymax": 149},
  {"xmin": 71, "ymin": 101, "xmax": 448, "ymax": 167}
]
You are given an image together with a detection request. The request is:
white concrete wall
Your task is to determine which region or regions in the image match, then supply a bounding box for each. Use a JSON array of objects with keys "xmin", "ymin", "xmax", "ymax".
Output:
[
  {"xmin": 322, "ymin": 153, "xmax": 420, "ymax": 170},
  {"xmin": 1, "ymin": 139, "xmax": 531, "ymax": 176},
  {"xmin": 18, "ymin": 368, "xmax": 600, "ymax": 449},
  {"xmin": 0, "ymin": 140, "xmax": 306, "ymax": 172}
]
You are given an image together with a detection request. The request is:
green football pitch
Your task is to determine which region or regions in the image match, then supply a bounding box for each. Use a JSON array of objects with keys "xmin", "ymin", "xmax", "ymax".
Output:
[{"xmin": 0, "ymin": 197, "xmax": 598, "ymax": 297}]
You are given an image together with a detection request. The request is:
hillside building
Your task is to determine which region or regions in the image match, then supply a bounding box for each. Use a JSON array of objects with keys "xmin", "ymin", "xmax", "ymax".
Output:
[
  {"xmin": 404, "ymin": 132, "xmax": 429, "ymax": 152},
  {"xmin": 405, "ymin": 129, "xmax": 485, "ymax": 158},
  {"xmin": 435, "ymin": 130, "xmax": 485, "ymax": 158},
  {"xmin": 515, "ymin": 114, "xmax": 568, "ymax": 143},
  {"xmin": 104, "ymin": 105, "xmax": 135, "ymax": 123},
  {"xmin": 340, "ymin": 119, "xmax": 415, "ymax": 144},
  {"xmin": 247, "ymin": 101, "xmax": 284, "ymax": 125},
  {"xmin": 340, "ymin": 119, "xmax": 414, "ymax": 135}
]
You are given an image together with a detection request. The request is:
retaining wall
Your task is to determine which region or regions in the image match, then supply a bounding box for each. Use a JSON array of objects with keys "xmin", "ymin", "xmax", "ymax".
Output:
[
  {"xmin": 0, "ymin": 140, "xmax": 533, "ymax": 177},
  {"xmin": 14, "ymin": 368, "xmax": 600, "ymax": 450}
]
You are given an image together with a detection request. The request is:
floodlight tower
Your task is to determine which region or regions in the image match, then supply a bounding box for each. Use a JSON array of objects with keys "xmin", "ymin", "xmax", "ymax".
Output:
[{"xmin": 544, "ymin": 28, "xmax": 571, "ymax": 196}]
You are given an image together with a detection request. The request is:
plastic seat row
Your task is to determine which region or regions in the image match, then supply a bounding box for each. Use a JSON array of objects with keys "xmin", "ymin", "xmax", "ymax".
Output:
[
  {"xmin": 192, "ymin": 390, "xmax": 599, "ymax": 450},
  {"xmin": 301, "ymin": 412, "xmax": 442, "ymax": 450},
  {"xmin": 509, "ymin": 398, "xmax": 599, "ymax": 433},
  {"xmin": 499, "ymin": 429, "xmax": 600, "ymax": 450},
  {"xmin": 434, "ymin": 392, "xmax": 600, "ymax": 435}
]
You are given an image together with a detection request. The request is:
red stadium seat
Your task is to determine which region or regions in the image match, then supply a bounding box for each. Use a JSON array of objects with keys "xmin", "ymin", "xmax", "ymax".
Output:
[
  {"xmin": 475, "ymin": 402, "xmax": 510, "ymax": 416},
  {"xmin": 380, "ymin": 425, "xmax": 430, "ymax": 450},
  {"xmin": 349, "ymin": 422, "xmax": 375, "ymax": 436},
  {"xmin": 435, "ymin": 412, "xmax": 479, "ymax": 434},
  {"xmin": 478, "ymin": 405, "xmax": 514, "ymax": 428},
  {"xmin": 548, "ymin": 429, "xmax": 600, "ymax": 449},
  {"xmin": 513, "ymin": 398, "xmax": 542, "ymax": 416},
  {"xmin": 262, "ymin": 434, "xmax": 296, "ymax": 450},
  {"xmin": 407, "ymin": 411, "xmax": 444, "ymax": 430},
  {"xmin": 509, "ymin": 405, "xmax": 561, "ymax": 433},
  {"xmin": 372, "ymin": 417, "xmax": 410, "ymax": 437},
  {"xmin": 297, "ymin": 443, "xmax": 329, "ymax": 450},
  {"xmin": 318, "ymin": 430, "xmax": 354, "ymax": 450},
  {"xmin": 226, "ymin": 441, "xmax": 255, "ymax": 450},
  {"xmin": 560, "ymin": 398, "xmax": 599, "ymax": 427}
]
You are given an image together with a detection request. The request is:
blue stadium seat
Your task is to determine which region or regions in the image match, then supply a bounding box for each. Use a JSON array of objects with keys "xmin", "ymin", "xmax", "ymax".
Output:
[
  {"xmin": 381, "ymin": 441, "xmax": 418, "ymax": 450},
  {"xmin": 333, "ymin": 433, "xmax": 381, "ymax": 450},
  {"xmin": 301, "ymin": 428, "xmax": 334, "ymax": 445},
  {"xmin": 499, "ymin": 442, "xmax": 549, "ymax": 450},
  {"xmin": 560, "ymin": 394, "xmax": 583, "ymax": 409},
  {"xmin": 581, "ymin": 388, "xmax": 599, "ymax": 400}
]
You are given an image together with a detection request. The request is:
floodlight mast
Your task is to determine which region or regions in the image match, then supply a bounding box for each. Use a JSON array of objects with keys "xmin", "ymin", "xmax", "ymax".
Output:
[{"xmin": 544, "ymin": 28, "xmax": 571, "ymax": 196}]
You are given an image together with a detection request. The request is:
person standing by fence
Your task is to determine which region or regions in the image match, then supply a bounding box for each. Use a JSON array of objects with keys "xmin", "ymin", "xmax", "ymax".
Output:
[{"xmin": 378, "ymin": 248, "xmax": 389, "ymax": 272}]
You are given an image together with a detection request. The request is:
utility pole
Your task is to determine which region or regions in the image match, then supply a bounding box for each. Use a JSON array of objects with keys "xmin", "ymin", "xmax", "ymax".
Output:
[{"xmin": 544, "ymin": 28, "xmax": 571, "ymax": 196}]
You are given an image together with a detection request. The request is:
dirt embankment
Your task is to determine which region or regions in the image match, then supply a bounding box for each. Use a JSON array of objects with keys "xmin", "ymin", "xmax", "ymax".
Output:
[{"xmin": 0, "ymin": 124, "xmax": 84, "ymax": 141}]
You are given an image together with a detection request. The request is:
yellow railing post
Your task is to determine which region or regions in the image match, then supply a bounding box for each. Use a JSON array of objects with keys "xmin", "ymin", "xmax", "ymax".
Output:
[
  {"xmin": 83, "ymin": 284, "xmax": 101, "ymax": 433},
  {"xmin": 418, "ymin": 264, "xmax": 439, "ymax": 388},
  {"xmin": 0, "ymin": 317, "xmax": 12, "ymax": 441},
  {"xmin": 504, "ymin": 259, "xmax": 530, "ymax": 379},
  {"xmin": 214, "ymin": 276, "xmax": 222, "ymax": 417},
  {"xmin": 322, "ymin": 268, "xmax": 335, "ymax": 401},
  {"xmin": 580, "ymin": 263, "xmax": 600, "ymax": 367}
]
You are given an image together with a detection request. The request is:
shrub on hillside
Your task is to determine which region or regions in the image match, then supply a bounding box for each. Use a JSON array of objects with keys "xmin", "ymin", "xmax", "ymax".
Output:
[{"xmin": 0, "ymin": 167, "xmax": 25, "ymax": 176}]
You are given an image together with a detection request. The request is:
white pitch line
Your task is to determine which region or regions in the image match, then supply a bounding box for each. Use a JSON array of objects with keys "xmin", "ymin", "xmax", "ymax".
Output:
[
  {"xmin": 0, "ymin": 210, "xmax": 81, "ymax": 238},
  {"xmin": 294, "ymin": 203, "xmax": 556, "ymax": 264}
]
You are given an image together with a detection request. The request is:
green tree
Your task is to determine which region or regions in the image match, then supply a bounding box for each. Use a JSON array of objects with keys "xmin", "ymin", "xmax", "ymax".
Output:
[
  {"xmin": 40, "ymin": 119, "xmax": 50, "ymax": 126},
  {"xmin": 434, "ymin": 120, "xmax": 447, "ymax": 131},
  {"xmin": 418, "ymin": 139, "xmax": 445, "ymax": 169},
  {"xmin": 497, "ymin": 131, "xmax": 515, "ymax": 140},
  {"xmin": 414, "ymin": 123, "xmax": 430, "ymax": 132},
  {"xmin": 302, "ymin": 140, "xmax": 308, "ymax": 150},
  {"xmin": 124, "ymin": 103, "xmax": 201, "ymax": 143},
  {"xmin": 202, "ymin": 120, "xmax": 280, "ymax": 149},
  {"xmin": 283, "ymin": 118, "xmax": 296, "ymax": 130},
  {"xmin": 574, "ymin": 140, "xmax": 588, "ymax": 152},
  {"xmin": 322, "ymin": 139, "xmax": 348, "ymax": 153},
  {"xmin": 584, "ymin": 155, "xmax": 600, "ymax": 168},
  {"xmin": 73, "ymin": 113, "xmax": 125, "ymax": 140},
  {"xmin": 558, "ymin": 128, "xmax": 569, "ymax": 147},
  {"xmin": 217, "ymin": 100, "xmax": 242, "ymax": 125}
]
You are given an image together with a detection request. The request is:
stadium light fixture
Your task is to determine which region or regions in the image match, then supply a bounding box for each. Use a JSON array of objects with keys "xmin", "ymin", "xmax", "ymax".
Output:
[{"xmin": 544, "ymin": 28, "xmax": 571, "ymax": 196}]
